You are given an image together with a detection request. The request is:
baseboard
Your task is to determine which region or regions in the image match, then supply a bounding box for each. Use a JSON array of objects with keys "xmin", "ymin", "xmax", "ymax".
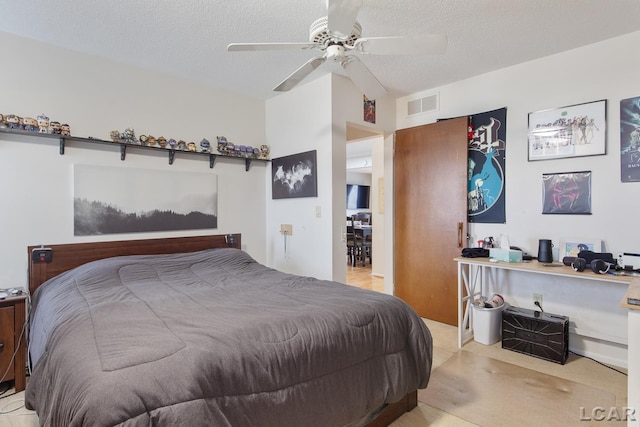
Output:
[{"xmin": 568, "ymin": 333, "xmax": 628, "ymax": 369}]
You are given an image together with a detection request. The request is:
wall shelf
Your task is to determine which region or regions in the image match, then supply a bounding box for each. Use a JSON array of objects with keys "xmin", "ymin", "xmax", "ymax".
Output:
[{"xmin": 0, "ymin": 128, "xmax": 269, "ymax": 171}]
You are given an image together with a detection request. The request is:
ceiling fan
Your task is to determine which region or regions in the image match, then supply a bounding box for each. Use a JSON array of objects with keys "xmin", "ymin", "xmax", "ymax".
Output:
[{"xmin": 227, "ymin": 0, "xmax": 447, "ymax": 100}]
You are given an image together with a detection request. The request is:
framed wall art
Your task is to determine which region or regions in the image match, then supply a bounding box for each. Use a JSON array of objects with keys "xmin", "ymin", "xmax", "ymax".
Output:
[
  {"xmin": 74, "ymin": 165, "xmax": 218, "ymax": 235},
  {"xmin": 364, "ymin": 95, "xmax": 376, "ymax": 124},
  {"xmin": 528, "ymin": 99, "xmax": 606, "ymax": 161},
  {"xmin": 271, "ymin": 150, "xmax": 318, "ymax": 199},
  {"xmin": 542, "ymin": 170, "xmax": 591, "ymax": 214},
  {"xmin": 559, "ymin": 238, "xmax": 603, "ymax": 259}
]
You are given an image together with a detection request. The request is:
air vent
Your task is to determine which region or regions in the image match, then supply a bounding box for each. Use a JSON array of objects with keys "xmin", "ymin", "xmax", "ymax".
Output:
[{"xmin": 407, "ymin": 93, "xmax": 439, "ymax": 116}]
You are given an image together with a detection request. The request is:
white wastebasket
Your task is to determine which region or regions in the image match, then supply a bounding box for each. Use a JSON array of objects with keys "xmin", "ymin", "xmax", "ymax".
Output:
[{"xmin": 472, "ymin": 303, "xmax": 507, "ymax": 345}]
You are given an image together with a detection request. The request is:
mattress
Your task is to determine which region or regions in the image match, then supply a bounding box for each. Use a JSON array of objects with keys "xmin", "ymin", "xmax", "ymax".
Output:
[{"xmin": 25, "ymin": 248, "xmax": 432, "ymax": 426}]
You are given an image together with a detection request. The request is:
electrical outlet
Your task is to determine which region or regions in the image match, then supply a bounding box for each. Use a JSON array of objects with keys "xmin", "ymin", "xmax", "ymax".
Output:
[{"xmin": 533, "ymin": 293, "xmax": 543, "ymax": 307}]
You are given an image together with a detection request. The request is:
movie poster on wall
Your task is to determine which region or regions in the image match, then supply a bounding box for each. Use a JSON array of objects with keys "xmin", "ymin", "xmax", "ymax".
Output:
[
  {"xmin": 620, "ymin": 95, "xmax": 640, "ymax": 182},
  {"xmin": 468, "ymin": 107, "xmax": 507, "ymax": 223}
]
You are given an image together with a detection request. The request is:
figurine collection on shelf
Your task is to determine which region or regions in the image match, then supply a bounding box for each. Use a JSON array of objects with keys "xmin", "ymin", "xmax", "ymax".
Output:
[
  {"xmin": 0, "ymin": 113, "xmax": 70, "ymax": 135},
  {"xmin": 0, "ymin": 112, "xmax": 270, "ymax": 162},
  {"xmin": 109, "ymin": 128, "xmax": 270, "ymax": 160}
]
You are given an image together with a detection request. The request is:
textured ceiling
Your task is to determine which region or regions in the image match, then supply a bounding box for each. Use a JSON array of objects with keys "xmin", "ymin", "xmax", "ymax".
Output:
[{"xmin": 1, "ymin": 1, "xmax": 639, "ymax": 101}]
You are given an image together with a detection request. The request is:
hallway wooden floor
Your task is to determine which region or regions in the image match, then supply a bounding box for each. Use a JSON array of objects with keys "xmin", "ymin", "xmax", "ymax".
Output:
[{"xmin": 346, "ymin": 262, "xmax": 384, "ymax": 293}]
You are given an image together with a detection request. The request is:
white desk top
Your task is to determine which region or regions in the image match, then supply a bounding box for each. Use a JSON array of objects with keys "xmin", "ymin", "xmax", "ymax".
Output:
[{"xmin": 454, "ymin": 257, "xmax": 640, "ymax": 310}]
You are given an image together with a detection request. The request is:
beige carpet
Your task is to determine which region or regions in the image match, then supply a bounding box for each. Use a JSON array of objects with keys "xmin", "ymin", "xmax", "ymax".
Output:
[{"xmin": 419, "ymin": 351, "xmax": 620, "ymax": 426}]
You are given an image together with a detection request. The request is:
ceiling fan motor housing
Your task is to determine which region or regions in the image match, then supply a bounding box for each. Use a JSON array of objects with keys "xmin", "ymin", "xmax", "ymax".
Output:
[{"xmin": 309, "ymin": 16, "xmax": 362, "ymax": 47}]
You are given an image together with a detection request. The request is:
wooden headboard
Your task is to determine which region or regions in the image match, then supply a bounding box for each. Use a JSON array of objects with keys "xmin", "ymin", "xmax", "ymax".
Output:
[{"xmin": 27, "ymin": 234, "xmax": 241, "ymax": 295}]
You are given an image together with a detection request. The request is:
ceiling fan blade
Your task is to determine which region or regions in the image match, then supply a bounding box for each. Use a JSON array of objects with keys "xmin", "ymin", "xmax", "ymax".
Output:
[
  {"xmin": 326, "ymin": 0, "xmax": 362, "ymax": 40},
  {"xmin": 228, "ymin": 42, "xmax": 319, "ymax": 52},
  {"xmin": 342, "ymin": 56, "xmax": 387, "ymax": 100},
  {"xmin": 354, "ymin": 34, "xmax": 448, "ymax": 55},
  {"xmin": 273, "ymin": 56, "xmax": 326, "ymax": 92}
]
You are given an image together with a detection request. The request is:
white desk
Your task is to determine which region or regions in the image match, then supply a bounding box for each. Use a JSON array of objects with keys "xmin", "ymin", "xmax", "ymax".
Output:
[{"xmin": 455, "ymin": 256, "xmax": 640, "ymax": 426}]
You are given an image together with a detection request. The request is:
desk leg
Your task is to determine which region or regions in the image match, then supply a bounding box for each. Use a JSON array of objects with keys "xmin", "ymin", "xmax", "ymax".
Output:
[{"xmin": 458, "ymin": 262, "xmax": 484, "ymax": 348}]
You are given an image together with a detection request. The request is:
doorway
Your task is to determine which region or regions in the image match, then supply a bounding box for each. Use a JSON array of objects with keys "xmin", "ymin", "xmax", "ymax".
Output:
[{"xmin": 345, "ymin": 124, "xmax": 384, "ymax": 290}]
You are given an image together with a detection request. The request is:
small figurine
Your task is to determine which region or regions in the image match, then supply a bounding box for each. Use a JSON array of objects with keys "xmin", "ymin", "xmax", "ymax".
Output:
[
  {"xmin": 187, "ymin": 142, "xmax": 197, "ymax": 152},
  {"xmin": 5, "ymin": 115, "xmax": 22, "ymax": 130},
  {"xmin": 122, "ymin": 128, "xmax": 137, "ymax": 144},
  {"xmin": 168, "ymin": 138, "xmax": 177, "ymax": 149},
  {"xmin": 139, "ymin": 134, "xmax": 148, "ymax": 145},
  {"xmin": 157, "ymin": 136, "xmax": 167, "ymax": 148},
  {"xmin": 23, "ymin": 117, "xmax": 38, "ymax": 132},
  {"xmin": 147, "ymin": 136, "xmax": 157, "ymax": 147},
  {"xmin": 50, "ymin": 121, "xmax": 62, "ymax": 134},
  {"xmin": 37, "ymin": 114, "xmax": 50, "ymax": 133},
  {"xmin": 110, "ymin": 130, "xmax": 121, "ymax": 142},
  {"xmin": 258, "ymin": 144, "xmax": 270, "ymax": 160},
  {"xmin": 60, "ymin": 124, "xmax": 71, "ymax": 136},
  {"xmin": 217, "ymin": 136, "xmax": 228, "ymax": 154},
  {"xmin": 200, "ymin": 138, "xmax": 211, "ymax": 153},
  {"xmin": 0, "ymin": 114, "xmax": 6, "ymax": 129},
  {"xmin": 177, "ymin": 140, "xmax": 187, "ymax": 151}
]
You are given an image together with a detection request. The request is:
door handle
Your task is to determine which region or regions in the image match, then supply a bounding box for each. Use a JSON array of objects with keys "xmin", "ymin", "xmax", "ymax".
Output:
[{"xmin": 457, "ymin": 222, "xmax": 464, "ymax": 248}]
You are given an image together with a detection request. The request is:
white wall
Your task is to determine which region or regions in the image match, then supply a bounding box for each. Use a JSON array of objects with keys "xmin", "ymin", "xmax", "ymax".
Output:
[
  {"xmin": 0, "ymin": 32, "xmax": 268, "ymax": 288},
  {"xmin": 394, "ymin": 31, "xmax": 640, "ymax": 366},
  {"xmin": 265, "ymin": 73, "xmax": 395, "ymax": 283},
  {"xmin": 264, "ymin": 76, "xmax": 333, "ymax": 279}
]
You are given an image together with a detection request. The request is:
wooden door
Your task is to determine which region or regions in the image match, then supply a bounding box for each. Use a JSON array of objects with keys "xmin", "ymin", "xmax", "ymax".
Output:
[{"xmin": 394, "ymin": 117, "xmax": 468, "ymax": 325}]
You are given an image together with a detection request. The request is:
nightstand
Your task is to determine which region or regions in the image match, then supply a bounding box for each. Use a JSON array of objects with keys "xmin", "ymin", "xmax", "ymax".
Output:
[{"xmin": 0, "ymin": 294, "xmax": 27, "ymax": 392}]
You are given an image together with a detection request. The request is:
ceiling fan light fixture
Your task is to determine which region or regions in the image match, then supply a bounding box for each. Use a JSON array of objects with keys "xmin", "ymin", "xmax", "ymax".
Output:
[
  {"xmin": 326, "ymin": 44, "xmax": 346, "ymax": 62},
  {"xmin": 309, "ymin": 17, "xmax": 362, "ymax": 47}
]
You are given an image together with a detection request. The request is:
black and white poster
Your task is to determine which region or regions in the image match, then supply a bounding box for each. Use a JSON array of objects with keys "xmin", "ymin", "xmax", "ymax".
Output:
[
  {"xmin": 620, "ymin": 95, "xmax": 640, "ymax": 182},
  {"xmin": 468, "ymin": 107, "xmax": 507, "ymax": 223},
  {"xmin": 74, "ymin": 165, "xmax": 217, "ymax": 235},
  {"xmin": 271, "ymin": 150, "xmax": 318, "ymax": 199}
]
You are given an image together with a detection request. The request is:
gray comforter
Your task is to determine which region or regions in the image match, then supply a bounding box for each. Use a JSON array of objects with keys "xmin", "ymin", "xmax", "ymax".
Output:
[{"xmin": 26, "ymin": 248, "xmax": 432, "ymax": 426}]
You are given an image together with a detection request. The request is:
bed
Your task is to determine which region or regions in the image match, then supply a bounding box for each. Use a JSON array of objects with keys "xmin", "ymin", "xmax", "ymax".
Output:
[{"xmin": 25, "ymin": 235, "xmax": 432, "ymax": 427}]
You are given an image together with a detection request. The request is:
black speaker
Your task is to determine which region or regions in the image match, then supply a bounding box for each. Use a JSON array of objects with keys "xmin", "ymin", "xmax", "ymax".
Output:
[{"xmin": 501, "ymin": 306, "xmax": 569, "ymax": 364}]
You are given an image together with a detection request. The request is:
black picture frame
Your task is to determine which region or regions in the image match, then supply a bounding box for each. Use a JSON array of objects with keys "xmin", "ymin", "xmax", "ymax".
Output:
[
  {"xmin": 528, "ymin": 100, "xmax": 607, "ymax": 161},
  {"xmin": 271, "ymin": 150, "xmax": 318, "ymax": 199}
]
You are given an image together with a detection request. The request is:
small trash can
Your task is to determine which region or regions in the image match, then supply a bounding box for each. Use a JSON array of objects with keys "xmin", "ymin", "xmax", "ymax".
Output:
[{"xmin": 472, "ymin": 294, "xmax": 507, "ymax": 345}]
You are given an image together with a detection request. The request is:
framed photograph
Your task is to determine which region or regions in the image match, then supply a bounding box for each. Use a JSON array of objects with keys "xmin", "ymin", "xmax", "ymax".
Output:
[
  {"xmin": 542, "ymin": 171, "xmax": 591, "ymax": 214},
  {"xmin": 528, "ymin": 99, "xmax": 606, "ymax": 161},
  {"xmin": 620, "ymin": 95, "xmax": 640, "ymax": 182},
  {"xmin": 271, "ymin": 150, "xmax": 318, "ymax": 199},
  {"xmin": 560, "ymin": 238, "xmax": 603, "ymax": 259},
  {"xmin": 74, "ymin": 165, "xmax": 217, "ymax": 235},
  {"xmin": 364, "ymin": 95, "xmax": 376, "ymax": 124}
]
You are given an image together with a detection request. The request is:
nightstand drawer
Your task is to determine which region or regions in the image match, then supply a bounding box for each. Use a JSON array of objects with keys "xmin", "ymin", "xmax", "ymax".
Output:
[{"xmin": 0, "ymin": 305, "xmax": 16, "ymax": 382}]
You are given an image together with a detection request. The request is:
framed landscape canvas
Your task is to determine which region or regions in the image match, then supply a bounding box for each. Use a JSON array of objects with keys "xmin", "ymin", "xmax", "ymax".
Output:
[{"xmin": 74, "ymin": 165, "xmax": 217, "ymax": 235}]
